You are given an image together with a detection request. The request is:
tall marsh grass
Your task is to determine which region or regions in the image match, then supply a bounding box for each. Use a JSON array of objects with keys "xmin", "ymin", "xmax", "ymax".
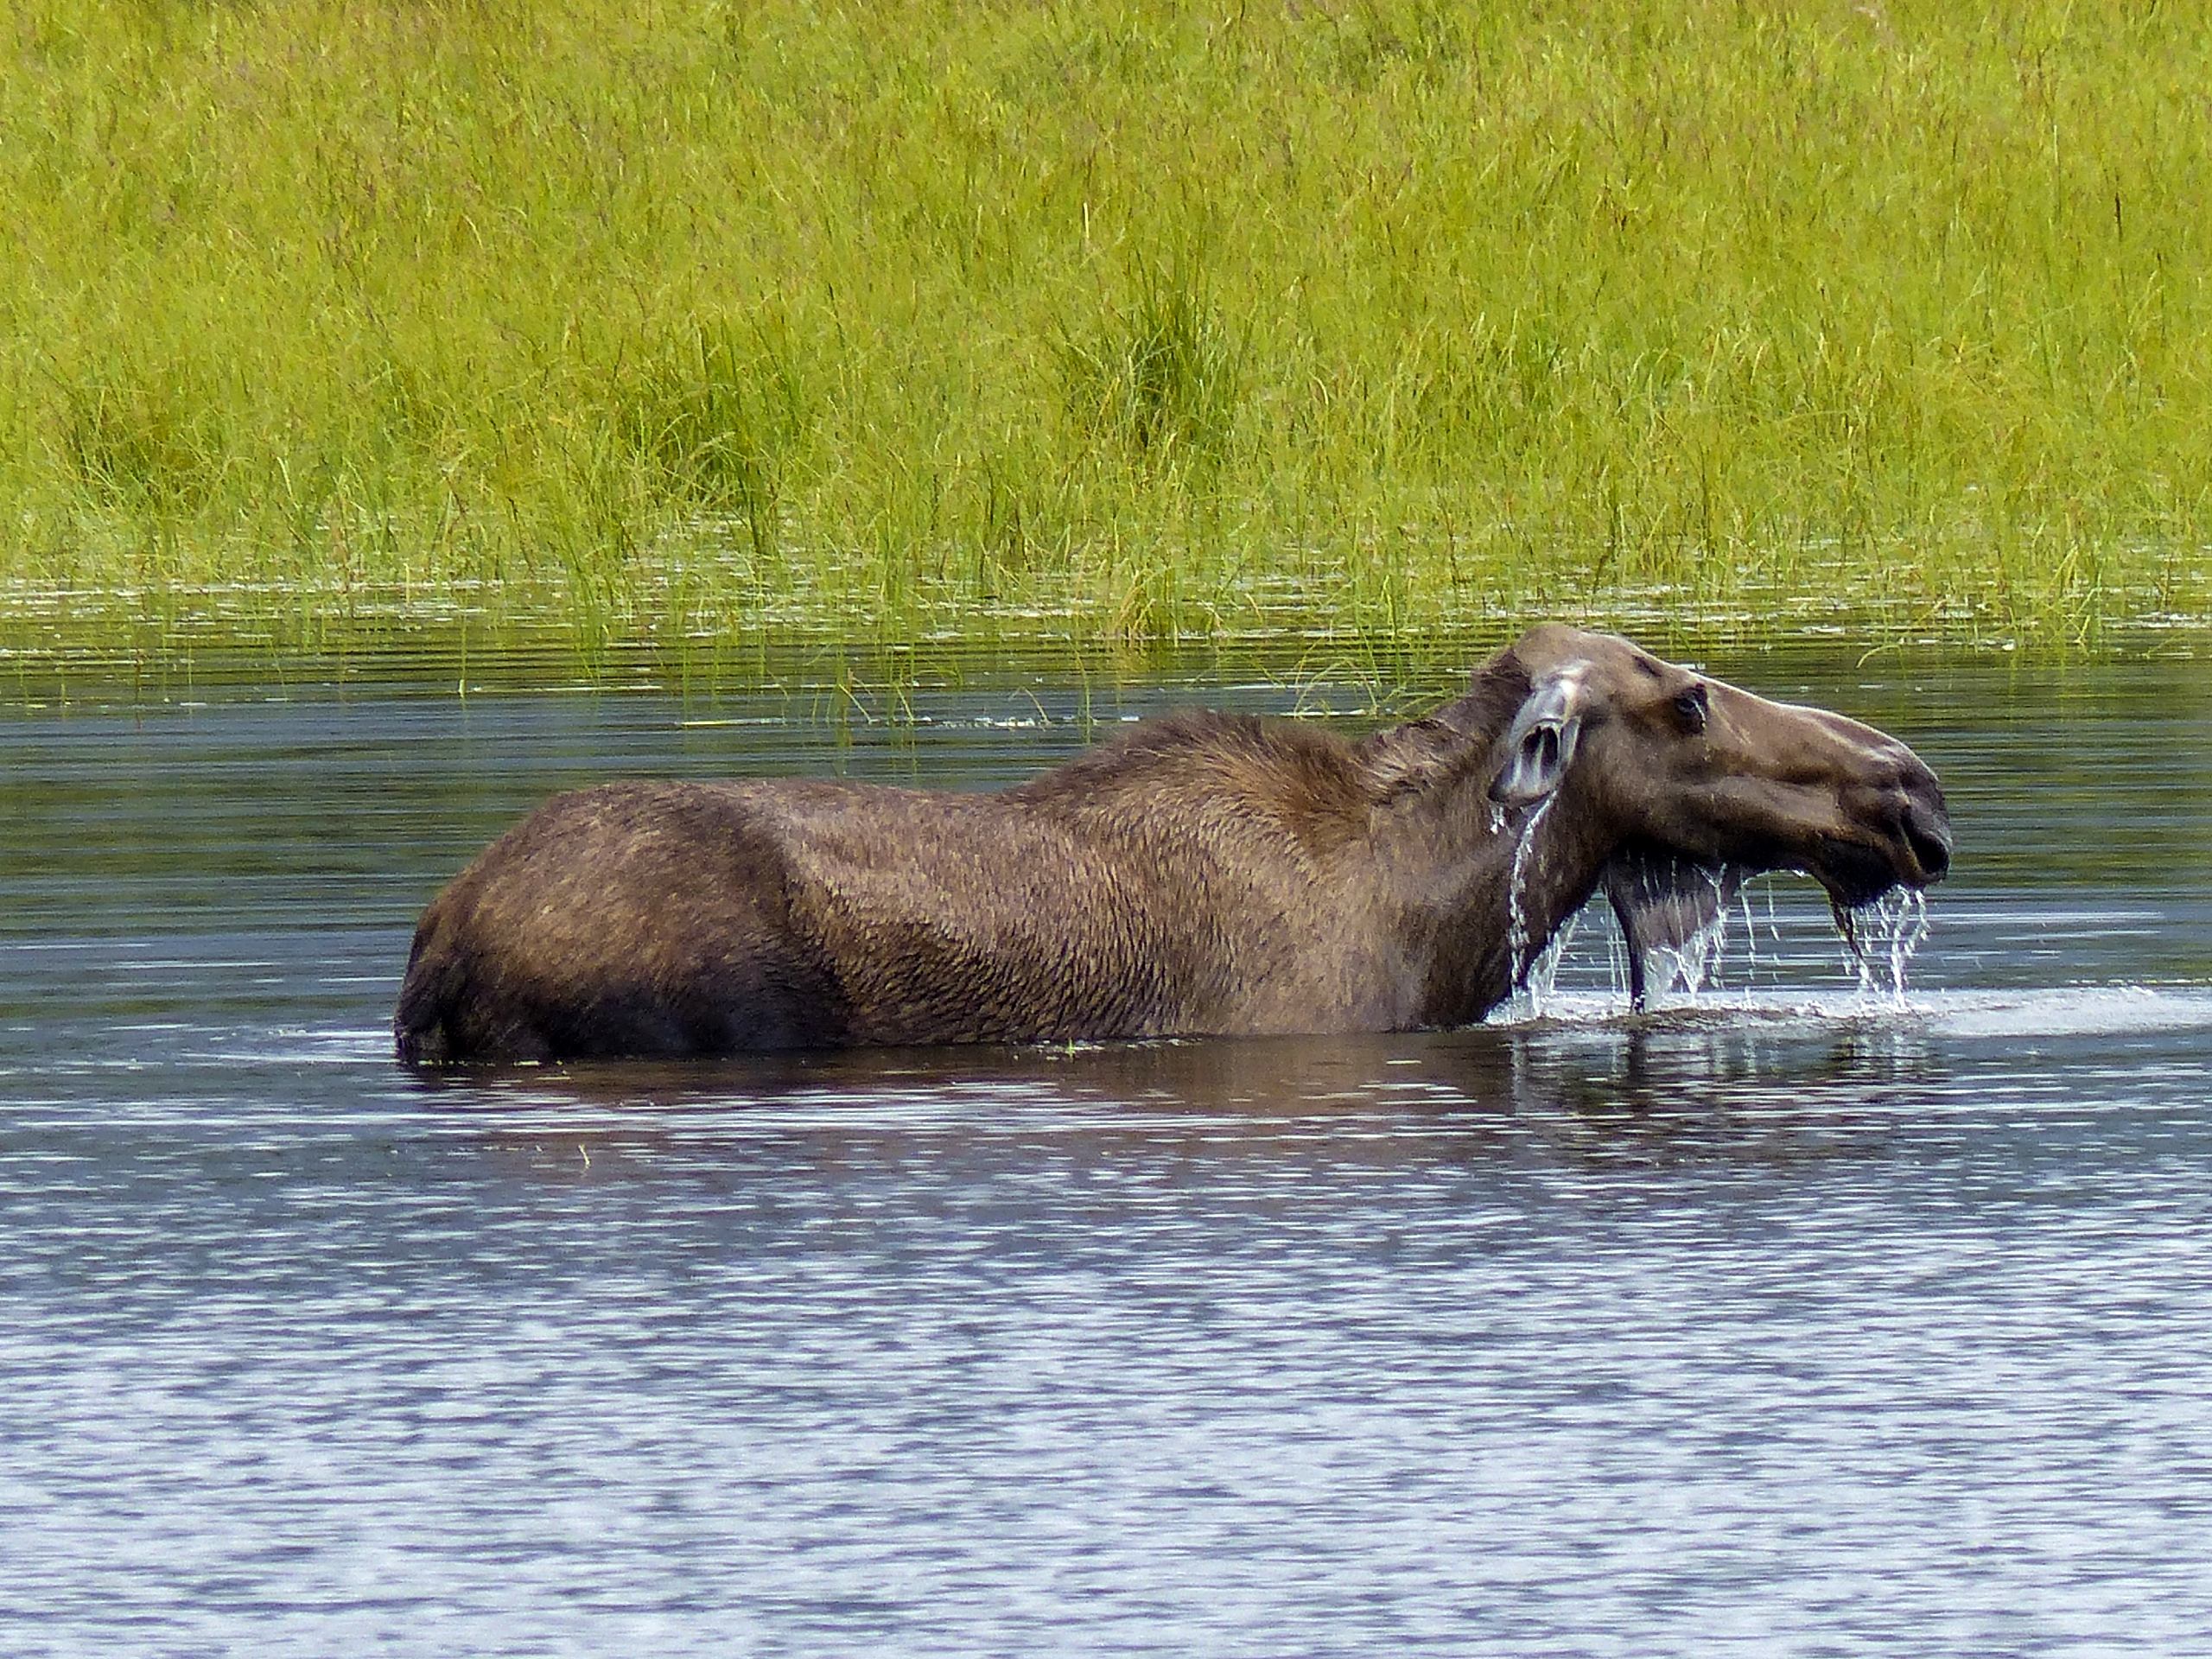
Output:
[{"xmin": 3, "ymin": 0, "xmax": 2209, "ymax": 649}]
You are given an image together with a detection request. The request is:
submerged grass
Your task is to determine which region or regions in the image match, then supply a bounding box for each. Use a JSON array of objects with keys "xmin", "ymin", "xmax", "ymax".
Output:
[{"xmin": 3, "ymin": 0, "xmax": 2209, "ymax": 655}]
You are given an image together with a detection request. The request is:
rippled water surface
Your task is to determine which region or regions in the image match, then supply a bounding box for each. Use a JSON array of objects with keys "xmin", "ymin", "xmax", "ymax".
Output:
[{"xmin": 4, "ymin": 644, "xmax": 2210, "ymax": 1656}]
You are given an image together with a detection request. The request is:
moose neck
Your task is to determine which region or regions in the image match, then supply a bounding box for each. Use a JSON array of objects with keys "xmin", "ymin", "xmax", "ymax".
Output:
[{"xmin": 1363, "ymin": 698, "xmax": 1616, "ymax": 1029}]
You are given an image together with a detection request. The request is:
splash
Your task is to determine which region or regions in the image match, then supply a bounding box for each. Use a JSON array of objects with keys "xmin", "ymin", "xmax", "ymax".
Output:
[{"xmin": 1838, "ymin": 888, "xmax": 1930, "ymax": 1001}]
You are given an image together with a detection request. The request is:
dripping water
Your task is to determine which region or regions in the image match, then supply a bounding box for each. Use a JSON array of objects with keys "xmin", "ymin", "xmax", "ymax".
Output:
[
  {"xmin": 1838, "ymin": 888, "xmax": 1931, "ymax": 1002},
  {"xmin": 1603, "ymin": 857, "xmax": 1744, "ymax": 1008},
  {"xmin": 1628, "ymin": 873, "xmax": 1736, "ymax": 1004},
  {"xmin": 1540, "ymin": 874, "xmax": 1935, "ymax": 1018},
  {"xmin": 1648, "ymin": 908, "xmax": 1726, "ymax": 1000},
  {"xmin": 1739, "ymin": 887, "xmax": 1759, "ymax": 988},
  {"xmin": 1514, "ymin": 912, "xmax": 1580, "ymax": 1019},
  {"xmin": 1504, "ymin": 809, "xmax": 1934, "ymax": 1020},
  {"xmin": 1504, "ymin": 795, "xmax": 1555, "ymax": 1007}
]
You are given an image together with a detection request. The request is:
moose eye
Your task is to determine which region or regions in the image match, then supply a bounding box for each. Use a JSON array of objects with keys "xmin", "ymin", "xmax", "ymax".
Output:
[{"xmin": 1672, "ymin": 685, "xmax": 1709, "ymax": 732}]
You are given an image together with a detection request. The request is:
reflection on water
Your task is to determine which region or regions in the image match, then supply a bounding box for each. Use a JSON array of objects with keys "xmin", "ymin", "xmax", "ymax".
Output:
[{"xmin": 3, "ymin": 645, "xmax": 2210, "ymax": 1655}]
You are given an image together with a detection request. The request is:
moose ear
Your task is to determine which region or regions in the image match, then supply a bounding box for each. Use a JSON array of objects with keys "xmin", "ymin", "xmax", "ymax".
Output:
[{"xmin": 1490, "ymin": 671, "xmax": 1585, "ymax": 806}]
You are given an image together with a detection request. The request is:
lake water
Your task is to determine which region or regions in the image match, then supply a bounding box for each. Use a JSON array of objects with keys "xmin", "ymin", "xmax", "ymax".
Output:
[{"xmin": 3, "ymin": 641, "xmax": 2209, "ymax": 1656}]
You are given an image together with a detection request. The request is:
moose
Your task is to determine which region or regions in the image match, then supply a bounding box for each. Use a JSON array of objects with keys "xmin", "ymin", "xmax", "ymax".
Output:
[{"xmin": 394, "ymin": 625, "xmax": 1951, "ymax": 1062}]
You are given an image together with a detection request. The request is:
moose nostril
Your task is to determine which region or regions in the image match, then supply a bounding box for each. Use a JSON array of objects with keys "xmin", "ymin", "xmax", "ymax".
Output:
[{"xmin": 1904, "ymin": 812, "xmax": 1952, "ymax": 880}]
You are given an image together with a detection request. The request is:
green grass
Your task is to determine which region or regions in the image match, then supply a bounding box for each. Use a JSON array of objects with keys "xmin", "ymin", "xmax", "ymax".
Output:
[{"xmin": 3, "ymin": 0, "xmax": 2209, "ymax": 656}]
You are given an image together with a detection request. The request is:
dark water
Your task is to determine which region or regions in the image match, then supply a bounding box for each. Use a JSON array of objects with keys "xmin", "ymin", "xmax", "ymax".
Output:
[{"xmin": 3, "ymin": 645, "xmax": 2209, "ymax": 1656}]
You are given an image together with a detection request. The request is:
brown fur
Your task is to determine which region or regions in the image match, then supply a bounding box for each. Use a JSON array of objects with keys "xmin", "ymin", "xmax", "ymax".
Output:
[{"xmin": 395, "ymin": 626, "xmax": 1950, "ymax": 1062}]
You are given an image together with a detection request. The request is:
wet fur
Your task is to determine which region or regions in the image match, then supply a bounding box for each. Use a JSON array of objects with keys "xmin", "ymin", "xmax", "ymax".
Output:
[
  {"xmin": 395, "ymin": 628, "xmax": 1948, "ymax": 1063},
  {"xmin": 396, "ymin": 708, "xmax": 1459, "ymax": 1061}
]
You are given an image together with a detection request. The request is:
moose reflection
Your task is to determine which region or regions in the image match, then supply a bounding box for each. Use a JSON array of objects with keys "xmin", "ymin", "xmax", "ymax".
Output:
[{"xmin": 395, "ymin": 626, "xmax": 1950, "ymax": 1062}]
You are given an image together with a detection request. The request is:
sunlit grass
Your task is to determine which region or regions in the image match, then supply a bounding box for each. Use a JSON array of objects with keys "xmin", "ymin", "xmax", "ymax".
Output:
[{"xmin": 3, "ymin": 0, "xmax": 2208, "ymax": 653}]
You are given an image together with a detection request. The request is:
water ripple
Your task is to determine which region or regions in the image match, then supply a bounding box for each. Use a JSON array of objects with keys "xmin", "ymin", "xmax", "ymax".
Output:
[{"xmin": 3, "ymin": 651, "xmax": 2209, "ymax": 1655}]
